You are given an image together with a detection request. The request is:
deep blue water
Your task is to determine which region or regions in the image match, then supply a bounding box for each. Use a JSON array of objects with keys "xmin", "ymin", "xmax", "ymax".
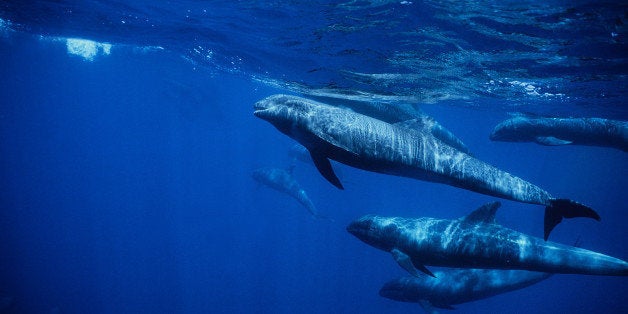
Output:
[{"xmin": 0, "ymin": 1, "xmax": 626, "ymax": 313}]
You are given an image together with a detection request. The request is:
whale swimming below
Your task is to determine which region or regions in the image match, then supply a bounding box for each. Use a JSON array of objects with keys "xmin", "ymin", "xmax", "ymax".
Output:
[
  {"xmin": 251, "ymin": 166, "xmax": 328, "ymax": 220},
  {"xmin": 253, "ymin": 94, "xmax": 599, "ymax": 239},
  {"xmin": 346, "ymin": 202, "xmax": 628, "ymax": 277},
  {"xmin": 380, "ymin": 269, "xmax": 551, "ymax": 313},
  {"xmin": 490, "ymin": 115, "xmax": 628, "ymax": 151}
]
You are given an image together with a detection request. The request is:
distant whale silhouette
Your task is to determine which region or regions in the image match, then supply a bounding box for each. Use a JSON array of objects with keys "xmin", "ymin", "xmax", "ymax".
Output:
[
  {"xmin": 347, "ymin": 202, "xmax": 628, "ymax": 277},
  {"xmin": 288, "ymin": 143, "xmax": 313, "ymax": 164},
  {"xmin": 490, "ymin": 115, "xmax": 628, "ymax": 151},
  {"xmin": 380, "ymin": 269, "xmax": 551, "ymax": 313},
  {"xmin": 254, "ymin": 95, "xmax": 599, "ymax": 239},
  {"xmin": 252, "ymin": 166, "xmax": 329, "ymax": 220}
]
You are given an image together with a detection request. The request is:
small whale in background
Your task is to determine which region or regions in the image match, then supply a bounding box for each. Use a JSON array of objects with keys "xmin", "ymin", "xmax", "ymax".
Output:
[
  {"xmin": 251, "ymin": 166, "xmax": 329, "ymax": 220},
  {"xmin": 254, "ymin": 95, "xmax": 599, "ymax": 239},
  {"xmin": 490, "ymin": 114, "xmax": 628, "ymax": 151},
  {"xmin": 288, "ymin": 143, "xmax": 313, "ymax": 164},
  {"xmin": 347, "ymin": 202, "xmax": 628, "ymax": 277},
  {"xmin": 380, "ymin": 269, "xmax": 551, "ymax": 313},
  {"xmin": 312, "ymin": 95, "xmax": 472, "ymax": 154}
]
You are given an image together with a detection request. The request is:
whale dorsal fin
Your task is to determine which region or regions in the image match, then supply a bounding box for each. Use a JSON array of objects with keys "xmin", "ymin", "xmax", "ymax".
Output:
[
  {"xmin": 460, "ymin": 202, "xmax": 501, "ymax": 224},
  {"xmin": 394, "ymin": 118, "xmax": 472, "ymax": 155},
  {"xmin": 393, "ymin": 117, "xmax": 432, "ymax": 131}
]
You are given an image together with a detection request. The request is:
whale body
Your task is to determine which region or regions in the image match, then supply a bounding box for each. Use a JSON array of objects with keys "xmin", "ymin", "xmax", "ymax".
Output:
[
  {"xmin": 490, "ymin": 115, "xmax": 628, "ymax": 151},
  {"xmin": 254, "ymin": 94, "xmax": 599, "ymax": 239},
  {"xmin": 347, "ymin": 202, "xmax": 628, "ymax": 277},
  {"xmin": 311, "ymin": 96, "xmax": 472, "ymax": 154},
  {"xmin": 380, "ymin": 269, "xmax": 551, "ymax": 312},
  {"xmin": 252, "ymin": 166, "xmax": 327, "ymax": 220}
]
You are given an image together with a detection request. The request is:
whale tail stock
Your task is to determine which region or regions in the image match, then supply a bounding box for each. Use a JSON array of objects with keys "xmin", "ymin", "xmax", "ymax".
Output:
[{"xmin": 544, "ymin": 199, "xmax": 601, "ymax": 240}]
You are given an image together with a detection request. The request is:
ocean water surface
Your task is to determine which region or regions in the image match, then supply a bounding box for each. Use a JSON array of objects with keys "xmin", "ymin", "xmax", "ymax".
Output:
[{"xmin": 0, "ymin": 1, "xmax": 626, "ymax": 313}]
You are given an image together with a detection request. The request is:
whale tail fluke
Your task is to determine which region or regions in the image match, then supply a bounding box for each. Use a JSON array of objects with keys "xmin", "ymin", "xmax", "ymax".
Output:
[{"xmin": 544, "ymin": 199, "xmax": 601, "ymax": 240}]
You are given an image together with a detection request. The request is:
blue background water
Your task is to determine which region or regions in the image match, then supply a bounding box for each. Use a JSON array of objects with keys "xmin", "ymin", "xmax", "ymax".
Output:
[{"xmin": 0, "ymin": 1, "xmax": 626, "ymax": 313}]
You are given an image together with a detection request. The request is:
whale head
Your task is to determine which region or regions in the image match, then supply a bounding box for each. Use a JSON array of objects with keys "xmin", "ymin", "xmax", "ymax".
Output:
[
  {"xmin": 253, "ymin": 94, "xmax": 322, "ymax": 137},
  {"xmin": 346, "ymin": 215, "xmax": 400, "ymax": 252},
  {"xmin": 489, "ymin": 116, "xmax": 536, "ymax": 142},
  {"xmin": 379, "ymin": 277, "xmax": 422, "ymax": 302}
]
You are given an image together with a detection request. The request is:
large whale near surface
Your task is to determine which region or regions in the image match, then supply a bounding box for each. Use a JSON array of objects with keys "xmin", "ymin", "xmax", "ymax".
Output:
[
  {"xmin": 347, "ymin": 202, "xmax": 628, "ymax": 277},
  {"xmin": 310, "ymin": 95, "xmax": 472, "ymax": 154},
  {"xmin": 490, "ymin": 115, "xmax": 628, "ymax": 151},
  {"xmin": 252, "ymin": 166, "xmax": 328, "ymax": 220},
  {"xmin": 253, "ymin": 94, "xmax": 599, "ymax": 239},
  {"xmin": 380, "ymin": 269, "xmax": 551, "ymax": 313}
]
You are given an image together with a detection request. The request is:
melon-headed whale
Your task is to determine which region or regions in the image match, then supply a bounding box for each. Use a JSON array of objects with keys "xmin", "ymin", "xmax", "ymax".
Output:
[
  {"xmin": 380, "ymin": 269, "xmax": 551, "ymax": 313},
  {"xmin": 252, "ymin": 166, "xmax": 329, "ymax": 220},
  {"xmin": 347, "ymin": 202, "xmax": 628, "ymax": 277},
  {"xmin": 490, "ymin": 115, "xmax": 628, "ymax": 151},
  {"xmin": 253, "ymin": 94, "xmax": 599, "ymax": 239}
]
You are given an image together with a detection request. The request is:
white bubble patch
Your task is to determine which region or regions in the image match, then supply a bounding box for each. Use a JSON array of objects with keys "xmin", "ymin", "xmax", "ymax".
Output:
[{"xmin": 66, "ymin": 38, "xmax": 112, "ymax": 61}]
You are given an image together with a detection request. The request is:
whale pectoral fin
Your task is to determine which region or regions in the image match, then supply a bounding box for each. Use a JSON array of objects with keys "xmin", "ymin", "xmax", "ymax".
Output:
[
  {"xmin": 544, "ymin": 199, "xmax": 601, "ymax": 240},
  {"xmin": 309, "ymin": 151, "xmax": 344, "ymax": 190},
  {"xmin": 391, "ymin": 248, "xmax": 435, "ymax": 278},
  {"xmin": 412, "ymin": 261, "xmax": 436, "ymax": 278},
  {"xmin": 535, "ymin": 136, "xmax": 572, "ymax": 146},
  {"xmin": 418, "ymin": 300, "xmax": 440, "ymax": 314}
]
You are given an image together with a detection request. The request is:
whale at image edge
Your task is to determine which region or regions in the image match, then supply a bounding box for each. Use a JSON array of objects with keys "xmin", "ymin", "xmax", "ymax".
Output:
[
  {"xmin": 346, "ymin": 202, "xmax": 628, "ymax": 277},
  {"xmin": 490, "ymin": 114, "xmax": 628, "ymax": 151},
  {"xmin": 379, "ymin": 269, "xmax": 552, "ymax": 313},
  {"xmin": 253, "ymin": 94, "xmax": 600, "ymax": 239}
]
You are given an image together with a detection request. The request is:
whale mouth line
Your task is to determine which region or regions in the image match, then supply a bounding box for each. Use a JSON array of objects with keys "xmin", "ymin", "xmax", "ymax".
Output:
[
  {"xmin": 253, "ymin": 101, "xmax": 271, "ymax": 117},
  {"xmin": 253, "ymin": 100, "xmax": 271, "ymax": 111}
]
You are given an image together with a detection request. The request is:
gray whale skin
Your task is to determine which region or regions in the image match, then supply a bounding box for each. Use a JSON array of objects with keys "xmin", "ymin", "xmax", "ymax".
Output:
[
  {"xmin": 347, "ymin": 202, "xmax": 628, "ymax": 277},
  {"xmin": 380, "ymin": 269, "xmax": 551, "ymax": 313}
]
